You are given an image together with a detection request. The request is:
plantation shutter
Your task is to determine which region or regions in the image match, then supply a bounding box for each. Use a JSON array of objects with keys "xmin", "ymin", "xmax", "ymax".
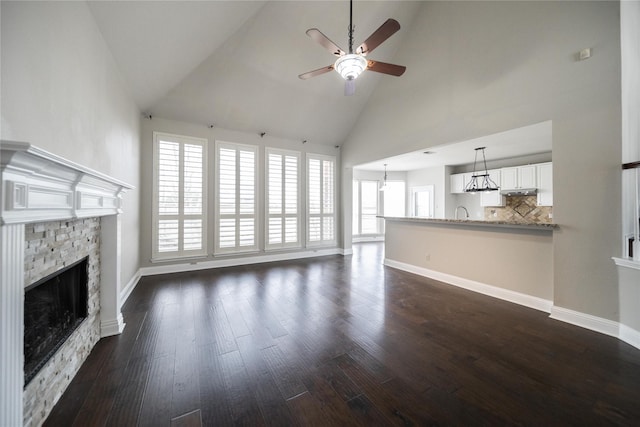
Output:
[
  {"xmin": 153, "ymin": 132, "xmax": 207, "ymax": 259},
  {"xmin": 307, "ymin": 154, "xmax": 336, "ymax": 246},
  {"xmin": 215, "ymin": 142, "xmax": 258, "ymax": 254},
  {"xmin": 266, "ymin": 148, "xmax": 301, "ymax": 249}
]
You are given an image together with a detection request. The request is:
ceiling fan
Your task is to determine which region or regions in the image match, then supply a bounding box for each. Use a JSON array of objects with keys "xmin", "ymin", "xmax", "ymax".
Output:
[{"xmin": 298, "ymin": 0, "xmax": 406, "ymax": 96}]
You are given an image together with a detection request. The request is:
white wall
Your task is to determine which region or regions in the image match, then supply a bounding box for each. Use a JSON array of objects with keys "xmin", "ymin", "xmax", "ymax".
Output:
[
  {"xmin": 1, "ymin": 1, "xmax": 141, "ymax": 290},
  {"xmin": 621, "ymin": 0, "xmax": 640, "ymax": 165},
  {"xmin": 139, "ymin": 116, "xmax": 341, "ymax": 268},
  {"xmin": 342, "ymin": 1, "xmax": 621, "ymax": 321},
  {"xmin": 406, "ymin": 166, "xmax": 447, "ymax": 218}
]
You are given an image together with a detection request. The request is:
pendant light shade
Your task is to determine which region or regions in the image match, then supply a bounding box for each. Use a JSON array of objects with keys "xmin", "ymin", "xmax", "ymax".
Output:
[{"xmin": 464, "ymin": 147, "xmax": 499, "ymax": 193}]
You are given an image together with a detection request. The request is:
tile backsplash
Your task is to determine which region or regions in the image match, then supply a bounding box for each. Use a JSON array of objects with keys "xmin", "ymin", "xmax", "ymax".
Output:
[{"xmin": 484, "ymin": 195, "xmax": 552, "ymax": 224}]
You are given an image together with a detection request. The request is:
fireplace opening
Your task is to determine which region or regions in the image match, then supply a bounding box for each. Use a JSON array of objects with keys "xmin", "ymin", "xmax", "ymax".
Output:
[{"xmin": 24, "ymin": 257, "xmax": 89, "ymax": 386}]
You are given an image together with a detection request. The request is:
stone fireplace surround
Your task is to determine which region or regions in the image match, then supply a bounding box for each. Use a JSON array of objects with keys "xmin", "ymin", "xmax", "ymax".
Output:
[{"xmin": 1, "ymin": 142, "xmax": 133, "ymax": 427}]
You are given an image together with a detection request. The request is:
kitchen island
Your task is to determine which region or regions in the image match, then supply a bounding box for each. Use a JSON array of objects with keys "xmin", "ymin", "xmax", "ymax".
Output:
[{"xmin": 381, "ymin": 216, "xmax": 556, "ymax": 312}]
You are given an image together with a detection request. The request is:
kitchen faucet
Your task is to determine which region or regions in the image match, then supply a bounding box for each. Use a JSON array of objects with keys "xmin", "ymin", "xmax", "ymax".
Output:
[{"xmin": 455, "ymin": 205, "xmax": 469, "ymax": 220}]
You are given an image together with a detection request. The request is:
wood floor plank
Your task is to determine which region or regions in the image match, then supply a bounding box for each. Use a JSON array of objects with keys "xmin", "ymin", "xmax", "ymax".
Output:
[
  {"xmin": 197, "ymin": 343, "xmax": 234, "ymax": 425},
  {"xmin": 211, "ymin": 300, "xmax": 239, "ymax": 355},
  {"xmin": 104, "ymin": 356, "xmax": 151, "ymax": 427},
  {"xmin": 334, "ymin": 352, "xmax": 437, "ymax": 426},
  {"xmin": 138, "ymin": 355, "xmax": 175, "ymax": 427},
  {"xmin": 43, "ymin": 243, "xmax": 640, "ymax": 426},
  {"xmin": 170, "ymin": 409, "xmax": 202, "ymax": 427},
  {"xmin": 219, "ymin": 350, "xmax": 265, "ymax": 425},
  {"xmin": 261, "ymin": 343, "xmax": 308, "ymax": 400},
  {"xmin": 236, "ymin": 335, "xmax": 297, "ymax": 426}
]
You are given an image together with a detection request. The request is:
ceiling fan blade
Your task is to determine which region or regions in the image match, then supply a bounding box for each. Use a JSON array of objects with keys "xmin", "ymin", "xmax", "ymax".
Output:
[
  {"xmin": 366, "ymin": 60, "xmax": 406, "ymax": 76},
  {"xmin": 345, "ymin": 79, "xmax": 355, "ymax": 96},
  {"xmin": 306, "ymin": 28, "xmax": 346, "ymax": 57},
  {"xmin": 298, "ymin": 65, "xmax": 334, "ymax": 80},
  {"xmin": 356, "ymin": 19, "xmax": 401, "ymax": 56}
]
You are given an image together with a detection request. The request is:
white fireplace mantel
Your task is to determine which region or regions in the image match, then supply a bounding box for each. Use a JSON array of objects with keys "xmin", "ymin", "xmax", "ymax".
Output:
[
  {"xmin": 1, "ymin": 141, "xmax": 132, "ymax": 225},
  {"xmin": 1, "ymin": 141, "xmax": 134, "ymax": 427}
]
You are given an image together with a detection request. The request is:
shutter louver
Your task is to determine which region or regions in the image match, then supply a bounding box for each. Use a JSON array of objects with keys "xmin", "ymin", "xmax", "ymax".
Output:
[{"xmin": 158, "ymin": 141, "xmax": 179, "ymax": 215}]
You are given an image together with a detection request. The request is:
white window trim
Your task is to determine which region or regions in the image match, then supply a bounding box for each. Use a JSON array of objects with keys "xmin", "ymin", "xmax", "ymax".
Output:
[
  {"xmin": 306, "ymin": 153, "xmax": 337, "ymax": 247},
  {"xmin": 410, "ymin": 185, "xmax": 435, "ymax": 218},
  {"xmin": 265, "ymin": 147, "xmax": 302, "ymax": 251},
  {"xmin": 152, "ymin": 131, "xmax": 208, "ymax": 261},
  {"xmin": 214, "ymin": 140, "xmax": 259, "ymax": 255}
]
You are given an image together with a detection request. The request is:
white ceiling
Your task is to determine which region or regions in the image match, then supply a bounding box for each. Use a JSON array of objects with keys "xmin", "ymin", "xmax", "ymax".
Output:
[
  {"xmin": 355, "ymin": 121, "xmax": 553, "ymax": 171},
  {"xmin": 88, "ymin": 1, "xmax": 422, "ymax": 146}
]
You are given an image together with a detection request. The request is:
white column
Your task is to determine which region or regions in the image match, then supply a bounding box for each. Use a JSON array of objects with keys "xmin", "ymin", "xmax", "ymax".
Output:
[
  {"xmin": 1, "ymin": 223, "xmax": 25, "ymax": 427},
  {"xmin": 99, "ymin": 214, "xmax": 125, "ymax": 337}
]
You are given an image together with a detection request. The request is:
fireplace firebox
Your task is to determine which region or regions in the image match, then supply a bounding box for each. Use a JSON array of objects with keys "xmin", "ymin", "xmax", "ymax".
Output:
[{"xmin": 24, "ymin": 257, "xmax": 89, "ymax": 385}]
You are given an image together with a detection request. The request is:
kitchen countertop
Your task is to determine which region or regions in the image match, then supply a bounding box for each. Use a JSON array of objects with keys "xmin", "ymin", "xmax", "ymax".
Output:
[{"xmin": 379, "ymin": 216, "xmax": 557, "ymax": 231}]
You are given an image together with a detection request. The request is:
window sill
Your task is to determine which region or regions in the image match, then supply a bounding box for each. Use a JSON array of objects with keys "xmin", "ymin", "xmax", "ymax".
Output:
[
  {"xmin": 213, "ymin": 249, "xmax": 261, "ymax": 257},
  {"xmin": 151, "ymin": 254, "xmax": 208, "ymax": 264},
  {"xmin": 612, "ymin": 257, "xmax": 640, "ymax": 271}
]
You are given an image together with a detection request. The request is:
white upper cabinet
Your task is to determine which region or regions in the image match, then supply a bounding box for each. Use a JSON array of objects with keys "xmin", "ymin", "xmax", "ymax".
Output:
[
  {"xmin": 480, "ymin": 169, "xmax": 505, "ymax": 206},
  {"xmin": 519, "ymin": 165, "xmax": 537, "ymax": 188},
  {"xmin": 450, "ymin": 172, "xmax": 472, "ymax": 194},
  {"xmin": 501, "ymin": 165, "xmax": 537, "ymax": 190},
  {"xmin": 501, "ymin": 167, "xmax": 518, "ymax": 190},
  {"xmin": 536, "ymin": 162, "xmax": 553, "ymax": 206}
]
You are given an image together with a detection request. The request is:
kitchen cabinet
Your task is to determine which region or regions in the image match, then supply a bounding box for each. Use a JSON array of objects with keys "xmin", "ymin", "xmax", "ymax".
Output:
[
  {"xmin": 501, "ymin": 165, "xmax": 537, "ymax": 190},
  {"xmin": 450, "ymin": 173, "xmax": 471, "ymax": 194},
  {"xmin": 480, "ymin": 169, "xmax": 505, "ymax": 206},
  {"xmin": 536, "ymin": 162, "xmax": 553, "ymax": 206}
]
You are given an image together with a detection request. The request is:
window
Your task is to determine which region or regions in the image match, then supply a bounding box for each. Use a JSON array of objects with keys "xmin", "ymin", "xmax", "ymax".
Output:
[
  {"xmin": 215, "ymin": 141, "xmax": 258, "ymax": 254},
  {"xmin": 152, "ymin": 132, "xmax": 207, "ymax": 260},
  {"xmin": 266, "ymin": 148, "xmax": 301, "ymax": 250},
  {"xmin": 411, "ymin": 185, "xmax": 434, "ymax": 218},
  {"xmin": 352, "ymin": 180, "xmax": 382, "ymax": 236},
  {"xmin": 307, "ymin": 154, "xmax": 336, "ymax": 246}
]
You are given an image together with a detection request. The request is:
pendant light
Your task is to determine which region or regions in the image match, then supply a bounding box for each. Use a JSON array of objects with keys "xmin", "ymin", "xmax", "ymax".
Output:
[
  {"xmin": 464, "ymin": 147, "xmax": 499, "ymax": 193},
  {"xmin": 380, "ymin": 164, "xmax": 389, "ymax": 191}
]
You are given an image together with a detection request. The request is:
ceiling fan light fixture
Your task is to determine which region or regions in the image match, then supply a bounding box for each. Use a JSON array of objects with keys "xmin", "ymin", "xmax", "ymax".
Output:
[{"xmin": 334, "ymin": 54, "xmax": 368, "ymax": 80}]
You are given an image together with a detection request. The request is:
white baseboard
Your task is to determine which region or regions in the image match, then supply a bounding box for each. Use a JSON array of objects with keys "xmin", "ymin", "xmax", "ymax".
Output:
[
  {"xmin": 120, "ymin": 269, "xmax": 141, "ymax": 305},
  {"xmin": 620, "ymin": 324, "xmax": 640, "ymax": 349},
  {"xmin": 342, "ymin": 248, "xmax": 353, "ymax": 256},
  {"xmin": 100, "ymin": 314, "xmax": 125, "ymax": 338},
  {"xmin": 384, "ymin": 258, "xmax": 553, "ymax": 313},
  {"xmin": 549, "ymin": 306, "xmax": 620, "ymax": 338},
  {"xmin": 140, "ymin": 247, "xmax": 344, "ymax": 277},
  {"xmin": 352, "ymin": 236, "xmax": 385, "ymax": 243}
]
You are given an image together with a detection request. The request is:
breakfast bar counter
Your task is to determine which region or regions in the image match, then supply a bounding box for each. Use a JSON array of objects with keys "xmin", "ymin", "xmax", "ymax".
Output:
[
  {"xmin": 380, "ymin": 216, "xmax": 557, "ymax": 231},
  {"xmin": 380, "ymin": 216, "xmax": 555, "ymax": 312}
]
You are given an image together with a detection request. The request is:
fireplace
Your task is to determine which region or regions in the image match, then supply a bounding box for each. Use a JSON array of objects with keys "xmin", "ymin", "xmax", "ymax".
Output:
[
  {"xmin": 24, "ymin": 257, "xmax": 89, "ymax": 385},
  {"xmin": 1, "ymin": 142, "xmax": 133, "ymax": 427}
]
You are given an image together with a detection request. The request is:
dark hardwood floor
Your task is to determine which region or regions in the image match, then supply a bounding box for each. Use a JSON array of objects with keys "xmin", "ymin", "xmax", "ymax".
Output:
[{"xmin": 45, "ymin": 242, "xmax": 640, "ymax": 426}]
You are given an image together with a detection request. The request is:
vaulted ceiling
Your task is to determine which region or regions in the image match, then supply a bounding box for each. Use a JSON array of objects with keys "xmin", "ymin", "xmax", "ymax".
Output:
[{"xmin": 88, "ymin": 1, "xmax": 422, "ymax": 147}]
